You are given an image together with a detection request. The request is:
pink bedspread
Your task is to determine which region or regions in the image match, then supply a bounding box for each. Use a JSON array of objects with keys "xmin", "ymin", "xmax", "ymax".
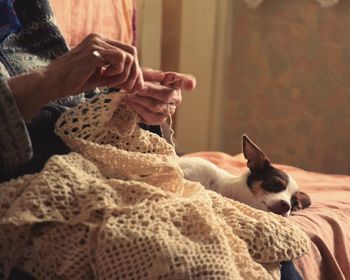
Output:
[{"xmin": 184, "ymin": 152, "xmax": 350, "ymax": 280}]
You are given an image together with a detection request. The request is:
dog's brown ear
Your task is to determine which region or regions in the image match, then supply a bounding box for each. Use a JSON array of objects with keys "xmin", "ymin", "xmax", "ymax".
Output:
[
  {"xmin": 291, "ymin": 191, "xmax": 311, "ymax": 211},
  {"xmin": 242, "ymin": 134, "xmax": 270, "ymax": 172}
]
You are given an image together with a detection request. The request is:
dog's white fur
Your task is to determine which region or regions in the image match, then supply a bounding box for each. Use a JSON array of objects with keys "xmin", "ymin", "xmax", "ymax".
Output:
[
  {"xmin": 178, "ymin": 135, "xmax": 303, "ymax": 217},
  {"xmin": 179, "ymin": 157, "xmax": 298, "ymax": 216}
]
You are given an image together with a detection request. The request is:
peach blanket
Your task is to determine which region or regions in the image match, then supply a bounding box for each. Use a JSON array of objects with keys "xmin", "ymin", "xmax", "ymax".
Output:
[{"xmin": 185, "ymin": 152, "xmax": 350, "ymax": 280}]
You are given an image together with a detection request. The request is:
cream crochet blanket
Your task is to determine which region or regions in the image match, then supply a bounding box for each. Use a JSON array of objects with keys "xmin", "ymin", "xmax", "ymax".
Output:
[{"xmin": 0, "ymin": 93, "xmax": 309, "ymax": 280}]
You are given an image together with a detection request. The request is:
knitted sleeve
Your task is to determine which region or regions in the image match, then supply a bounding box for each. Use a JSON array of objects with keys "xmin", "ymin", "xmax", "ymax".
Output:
[{"xmin": 0, "ymin": 77, "xmax": 32, "ymax": 172}]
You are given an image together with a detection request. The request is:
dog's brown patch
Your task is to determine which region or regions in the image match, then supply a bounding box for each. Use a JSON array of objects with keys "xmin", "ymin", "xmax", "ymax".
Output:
[{"xmin": 247, "ymin": 166, "xmax": 289, "ymax": 193}]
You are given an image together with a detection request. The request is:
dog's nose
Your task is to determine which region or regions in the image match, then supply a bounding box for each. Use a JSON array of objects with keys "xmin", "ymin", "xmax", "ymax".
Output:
[{"xmin": 271, "ymin": 200, "xmax": 291, "ymax": 216}]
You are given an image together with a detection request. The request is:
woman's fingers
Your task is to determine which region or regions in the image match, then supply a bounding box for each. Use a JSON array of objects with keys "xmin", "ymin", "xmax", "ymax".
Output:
[
  {"xmin": 94, "ymin": 36, "xmax": 142, "ymax": 83},
  {"xmin": 130, "ymin": 73, "xmax": 145, "ymax": 92},
  {"xmin": 125, "ymin": 84, "xmax": 178, "ymax": 125},
  {"xmin": 44, "ymin": 33, "xmax": 145, "ymax": 99},
  {"xmin": 165, "ymin": 74, "xmax": 196, "ymax": 91},
  {"xmin": 126, "ymin": 99, "xmax": 170, "ymax": 125},
  {"xmin": 125, "ymin": 77, "xmax": 180, "ymax": 124},
  {"xmin": 118, "ymin": 60, "xmax": 140, "ymax": 90},
  {"xmin": 90, "ymin": 48, "xmax": 143, "ymax": 90},
  {"xmin": 163, "ymin": 72, "xmax": 196, "ymax": 91},
  {"xmin": 142, "ymin": 68, "xmax": 196, "ymax": 91},
  {"xmin": 142, "ymin": 68, "xmax": 165, "ymax": 82},
  {"xmin": 47, "ymin": 33, "xmax": 197, "ymax": 126},
  {"xmin": 136, "ymin": 82, "xmax": 182, "ymax": 105},
  {"xmin": 104, "ymin": 37, "xmax": 138, "ymax": 56},
  {"xmin": 72, "ymin": 33, "xmax": 144, "ymax": 90},
  {"xmin": 126, "ymin": 94, "xmax": 176, "ymax": 114}
]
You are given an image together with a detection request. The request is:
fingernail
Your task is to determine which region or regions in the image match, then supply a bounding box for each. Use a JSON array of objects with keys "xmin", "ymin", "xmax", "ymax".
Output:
[{"xmin": 184, "ymin": 79, "xmax": 196, "ymax": 90}]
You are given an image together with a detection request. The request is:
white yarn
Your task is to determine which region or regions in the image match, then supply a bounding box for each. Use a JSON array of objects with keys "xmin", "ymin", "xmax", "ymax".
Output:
[{"xmin": 168, "ymin": 115, "xmax": 176, "ymax": 148}]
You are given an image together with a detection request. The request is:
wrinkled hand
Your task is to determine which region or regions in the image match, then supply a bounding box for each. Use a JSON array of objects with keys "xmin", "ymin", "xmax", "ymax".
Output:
[
  {"xmin": 45, "ymin": 33, "xmax": 144, "ymax": 98},
  {"xmin": 125, "ymin": 68, "xmax": 196, "ymax": 125}
]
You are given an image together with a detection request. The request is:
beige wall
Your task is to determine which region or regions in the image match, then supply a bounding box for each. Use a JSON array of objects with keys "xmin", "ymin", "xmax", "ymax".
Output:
[
  {"xmin": 161, "ymin": 0, "xmax": 232, "ymax": 153},
  {"xmin": 137, "ymin": 0, "xmax": 229, "ymax": 153},
  {"xmin": 137, "ymin": 0, "xmax": 350, "ymax": 174},
  {"xmin": 174, "ymin": 0, "xmax": 220, "ymax": 152},
  {"xmin": 136, "ymin": 0, "xmax": 162, "ymax": 69},
  {"xmin": 220, "ymin": 0, "xmax": 350, "ymax": 174}
]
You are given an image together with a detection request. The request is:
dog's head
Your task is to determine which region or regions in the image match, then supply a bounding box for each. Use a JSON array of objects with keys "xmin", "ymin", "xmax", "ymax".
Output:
[{"xmin": 242, "ymin": 134, "xmax": 311, "ymax": 216}]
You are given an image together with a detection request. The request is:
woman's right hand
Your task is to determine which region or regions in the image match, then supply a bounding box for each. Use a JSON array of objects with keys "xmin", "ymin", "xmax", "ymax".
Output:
[
  {"xmin": 8, "ymin": 33, "xmax": 144, "ymax": 120},
  {"xmin": 46, "ymin": 33, "xmax": 144, "ymax": 98}
]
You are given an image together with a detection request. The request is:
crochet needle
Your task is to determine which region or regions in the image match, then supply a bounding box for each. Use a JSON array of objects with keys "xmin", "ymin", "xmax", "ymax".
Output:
[
  {"xmin": 93, "ymin": 50, "xmax": 109, "ymax": 66},
  {"xmin": 93, "ymin": 50, "xmax": 111, "ymax": 76},
  {"xmin": 93, "ymin": 50, "xmax": 182, "ymax": 87},
  {"xmin": 93, "ymin": 50, "xmax": 183, "ymax": 95},
  {"xmin": 93, "ymin": 50, "xmax": 121, "ymax": 93}
]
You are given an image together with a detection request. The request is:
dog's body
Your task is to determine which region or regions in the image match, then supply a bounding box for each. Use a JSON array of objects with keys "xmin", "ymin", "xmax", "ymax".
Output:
[{"xmin": 179, "ymin": 135, "xmax": 311, "ymax": 217}]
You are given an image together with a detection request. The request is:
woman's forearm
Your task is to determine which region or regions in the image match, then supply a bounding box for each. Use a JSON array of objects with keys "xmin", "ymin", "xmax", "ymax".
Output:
[{"xmin": 7, "ymin": 69, "xmax": 59, "ymax": 120}]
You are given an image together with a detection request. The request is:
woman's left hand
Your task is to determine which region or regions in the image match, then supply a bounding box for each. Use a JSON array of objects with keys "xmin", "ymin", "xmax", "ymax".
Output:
[{"xmin": 125, "ymin": 68, "xmax": 196, "ymax": 125}]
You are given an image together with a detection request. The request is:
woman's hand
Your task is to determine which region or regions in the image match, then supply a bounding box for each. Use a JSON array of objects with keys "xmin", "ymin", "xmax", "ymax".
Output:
[
  {"xmin": 46, "ymin": 33, "xmax": 144, "ymax": 97},
  {"xmin": 125, "ymin": 68, "xmax": 196, "ymax": 125},
  {"xmin": 8, "ymin": 33, "xmax": 144, "ymax": 120}
]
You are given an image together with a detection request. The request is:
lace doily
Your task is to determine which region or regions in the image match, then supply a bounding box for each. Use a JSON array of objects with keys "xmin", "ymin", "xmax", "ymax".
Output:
[{"xmin": 0, "ymin": 93, "xmax": 309, "ymax": 280}]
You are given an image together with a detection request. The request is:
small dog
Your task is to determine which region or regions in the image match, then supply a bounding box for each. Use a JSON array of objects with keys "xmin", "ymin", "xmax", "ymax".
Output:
[{"xmin": 179, "ymin": 135, "xmax": 311, "ymax": 217}]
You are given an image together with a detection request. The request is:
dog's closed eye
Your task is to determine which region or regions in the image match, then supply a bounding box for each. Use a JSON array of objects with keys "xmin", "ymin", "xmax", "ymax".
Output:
[{"xmin": 262, "ymin": 177, "xmax": 287, "ymax": 193}]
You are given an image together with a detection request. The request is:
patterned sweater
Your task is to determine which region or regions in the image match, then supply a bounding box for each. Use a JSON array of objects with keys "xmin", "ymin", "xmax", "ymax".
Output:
[
  {"xmin": 0, "ymin": 0, "xmax": 161, "ymax": 183},
  {"xmin": 0, "ymin": 0, "xmax": 85, "ymax": 181}
]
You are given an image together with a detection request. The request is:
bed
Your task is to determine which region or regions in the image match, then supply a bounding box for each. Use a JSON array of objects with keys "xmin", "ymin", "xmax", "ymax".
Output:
[{"xmin": 183, "ymin": 151, "xmax": 350, "ymax": 280}]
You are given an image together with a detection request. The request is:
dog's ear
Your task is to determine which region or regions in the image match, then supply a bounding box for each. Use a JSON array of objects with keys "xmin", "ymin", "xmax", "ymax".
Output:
[
  {"xmin": 242, "ymin": 134, "xmax": 271, "ymax": 172},
  {"xmin": 291, "ymin": 191, "xmax": 311, "ymax": 211}
]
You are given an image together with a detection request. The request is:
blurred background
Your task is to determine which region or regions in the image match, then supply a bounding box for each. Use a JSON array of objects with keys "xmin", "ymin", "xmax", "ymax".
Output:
[
  {"xmin": 136, "ymin": 0, "xmax": 350, "ymax": 175},
  {"xmin": 51, "ymin": 0, "xmax": 350, "ymax": 175}
]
